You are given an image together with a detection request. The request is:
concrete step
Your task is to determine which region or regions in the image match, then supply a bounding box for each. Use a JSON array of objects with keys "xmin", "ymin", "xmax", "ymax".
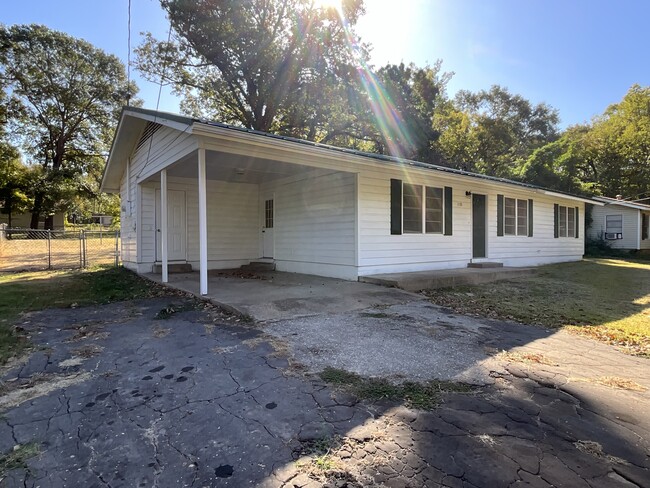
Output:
[
  {"xmin": 359, "ymin": 267, "xmax": 535, "ymax": 292},
  {"xmin": 467, "ymin": 262, "xmax": 504, "ymax": 268},
  {"xmin": 240, "ymin": 261, "xmax": 276, "ymax": 272},
  {"xmin": 152, "ymin": 262, "xmax": 193, "ymax": 274}
]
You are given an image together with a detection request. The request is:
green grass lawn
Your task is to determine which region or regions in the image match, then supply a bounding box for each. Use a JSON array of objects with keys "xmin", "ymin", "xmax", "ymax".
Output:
[
  {"xmin": 425, "ymin": 258, "xmax": 650, "ymax": 357},
  {"xmin": 0, "ymin": 267, "xmax": 171, "ymax": 364}
]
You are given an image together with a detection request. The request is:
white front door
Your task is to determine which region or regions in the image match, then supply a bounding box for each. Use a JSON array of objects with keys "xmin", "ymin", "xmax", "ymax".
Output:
[
  {"xmin": 156, "ymin": 189, "xmax": 187, "ymax": 261},
  {"xmin": 261, "ymin": 196, "xmax": 274, "ymax": 258}
]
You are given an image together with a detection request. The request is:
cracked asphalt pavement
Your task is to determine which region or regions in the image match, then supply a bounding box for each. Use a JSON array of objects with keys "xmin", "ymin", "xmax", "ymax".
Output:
[{"xmin": 0, "ymin": 297, "xmax": 648, "ymax": 487}]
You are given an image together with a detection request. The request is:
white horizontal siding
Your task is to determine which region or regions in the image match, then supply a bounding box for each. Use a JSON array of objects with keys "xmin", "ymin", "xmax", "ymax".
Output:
[
  {"xmin": 140, "ymin": 177, "xmax": 259, "ymax": 268},
  {"xmin": 588, "ymin": 204, "xmax": 640, "ymax": 250},
  {"xmin": 119, "ymin": 166, "xmax": 137, "ymax": 264},
  {"xmin": 265, "ymin": 171, "xmax": 356, "ymax": 269},
  {"xmin": 357, "ymin": 167, "xmax": 585, "ymax": 276}
]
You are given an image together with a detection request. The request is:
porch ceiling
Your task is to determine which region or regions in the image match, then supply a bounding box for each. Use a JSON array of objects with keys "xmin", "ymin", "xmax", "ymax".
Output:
[{"xmin": 153, "ymin": 149, "xmax": 318, "ymax": 184}]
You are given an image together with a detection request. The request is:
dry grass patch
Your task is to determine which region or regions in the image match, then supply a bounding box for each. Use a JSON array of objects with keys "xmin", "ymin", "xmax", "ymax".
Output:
[
  {"xmin": 575, "ymin": 376, "xmax": 647, "ymax": 392},
  {"xmin": 425, "ymin": 259, "xmax": 650, "ymax": 357},
  {"xmin": 496, "ymin": 350, "xmax": 558, "ymax": 366}
]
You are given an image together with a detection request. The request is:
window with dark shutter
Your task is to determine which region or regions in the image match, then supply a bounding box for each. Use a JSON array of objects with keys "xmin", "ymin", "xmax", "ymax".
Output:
[
  {"xmin": 444, "ymin": 187, "xmax": 453, "ymax": 236},
  {"xmin": 642, "ymin": 214, "xmax": 649, "ymax": 240},
  {"xmin": 528, "ymin": 199, "xmax": 534, "ymax": 237},
  {"xmin": 403, "ymin": 184, "xmax": 423, "ymax": 233},
  {"xmin": 553, "ymin": 204, "xmax": 559, "ymax": 238},
  {"xmin": 497, "ymin": 194, "xmax": 504, "ymax": 236},
  {"xmin": 575, "ymin": 207, "xmax": 580, "ymax": 238},
  {"xmin": 425, "ymin": 187, "xmax": 443, "ymax": 233}
]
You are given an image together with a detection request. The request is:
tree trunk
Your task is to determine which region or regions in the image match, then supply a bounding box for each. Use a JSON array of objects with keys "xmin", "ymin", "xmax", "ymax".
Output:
[
  {"xmin": 30, "ymin": 192, "xmax": 44, "ymax": 229},
  {"xmin": 44, "ymin": 215, "xmax": 54, "ymax": 230}
]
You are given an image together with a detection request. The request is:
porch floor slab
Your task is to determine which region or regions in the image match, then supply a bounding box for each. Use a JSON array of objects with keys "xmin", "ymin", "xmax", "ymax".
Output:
[
  {"xmin": 144, "ymin": 270, "xmax": 420, "ymax": 322},
  {"xmin": 359, "ymin": 266, "xmax": 536, "ymax": 292}
]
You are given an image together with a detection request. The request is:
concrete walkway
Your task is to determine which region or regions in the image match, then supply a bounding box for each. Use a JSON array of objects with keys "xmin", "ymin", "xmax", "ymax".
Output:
[
  {"xmin": 360, "ymin": 267, "xmax": 535, "ymax": 291},
  {"xmin": 145, "ymin": 270, "xmax": 420, "ymax": 321}
]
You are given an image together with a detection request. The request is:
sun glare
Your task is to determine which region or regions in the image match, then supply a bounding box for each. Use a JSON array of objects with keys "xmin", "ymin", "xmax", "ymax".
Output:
[{"xmin": 313, "ymin": 0, "xmax": 343, "ymax": 11}]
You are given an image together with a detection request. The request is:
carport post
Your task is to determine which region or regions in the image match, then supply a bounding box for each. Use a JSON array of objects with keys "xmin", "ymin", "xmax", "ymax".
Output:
[
  {"xmin": 198, "ymin": 147, "xmax": 208, "ymax": 295},
  {"xmin": 160, "ymin": 169, "xmax": 169, "ymax": 283}
]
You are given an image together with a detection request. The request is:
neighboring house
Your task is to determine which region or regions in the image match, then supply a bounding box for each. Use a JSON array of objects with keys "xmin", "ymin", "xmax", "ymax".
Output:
[
  {"xmin": 588, "ymin": 196, "xmax": 650, "ymax": 251},
  {"xmin": 0, "ymin": 212, "xmax": 65, "ymax": 230},
  {"xmin": 101, "ymin": 107, "xmax": 599, "ymax": 294}
]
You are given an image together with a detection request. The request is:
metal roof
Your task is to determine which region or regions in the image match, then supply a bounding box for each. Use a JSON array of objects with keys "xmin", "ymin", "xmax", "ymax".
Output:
[{"xmin": 119, "ymin": 106, "xmax": 601, "ymax": 203}]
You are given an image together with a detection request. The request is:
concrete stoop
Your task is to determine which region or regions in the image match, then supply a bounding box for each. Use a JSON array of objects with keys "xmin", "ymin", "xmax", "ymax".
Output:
[
  {"xmin": 240, "ymin": 261, "xmax": 276, "ymax": 272},
  {"xmin": 359, "ymin": 267, "xmax": 535, "ymax": 292},
  {"xmin": 152, "ymin": 262, "xmax": 193, "ymax": 274},
  {"xmin": 467, "ymin": 261, "xmax": 504, "ymax": 268}
]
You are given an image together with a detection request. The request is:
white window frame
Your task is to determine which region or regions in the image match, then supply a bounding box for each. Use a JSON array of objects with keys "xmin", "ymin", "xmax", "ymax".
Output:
[
  {"xmin": 402, "ymin": 183, "xmax": 444, "ymax": 234},
  {"xmin": 605, "ymin": 214, "xmax": 623, "ymax": 239},
  {"xmin": 504, "ymin": 197, "xmax": 528, "ymax": 236}
]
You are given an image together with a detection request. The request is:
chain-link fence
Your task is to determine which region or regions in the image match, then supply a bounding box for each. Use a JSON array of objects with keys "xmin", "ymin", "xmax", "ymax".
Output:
[{"xmin": 0, "ymin": 226, "xmax": 120, "ymax": 272}]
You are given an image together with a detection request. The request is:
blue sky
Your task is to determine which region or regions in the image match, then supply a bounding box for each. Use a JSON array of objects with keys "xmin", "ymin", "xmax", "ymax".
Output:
[{"xmin": 2, "ymin": 0, "xmax": 648, "ymax": 128}]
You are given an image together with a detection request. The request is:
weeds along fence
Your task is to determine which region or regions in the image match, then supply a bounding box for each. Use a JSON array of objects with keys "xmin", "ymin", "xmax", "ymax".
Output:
[{"xmin": 0, "ymin": 226, "xmax": 120, "ymax": 272}]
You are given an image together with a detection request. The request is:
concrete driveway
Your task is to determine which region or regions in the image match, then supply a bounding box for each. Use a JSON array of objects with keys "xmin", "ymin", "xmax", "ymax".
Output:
[{"xmin": 1, "ymin": 287, "xmax": 649, "ymax": 486}]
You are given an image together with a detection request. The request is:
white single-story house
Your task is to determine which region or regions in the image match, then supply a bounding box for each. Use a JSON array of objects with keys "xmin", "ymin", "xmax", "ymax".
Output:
[
  {"xmin": 587, "ymin": 196, "xmax": 650, "ymax": 251},
  {"xmin": 101, "ymin": 107, "xmax": 599, "ymax": 294}
]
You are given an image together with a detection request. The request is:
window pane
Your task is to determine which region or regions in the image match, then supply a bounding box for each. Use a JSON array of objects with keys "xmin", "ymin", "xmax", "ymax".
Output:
[
  {"xmin": 265, "ymin": 199, "xmax": 274, "ymax": 228},
  {"xmin": 517, "ymin": 199, "xmax": 528, "ymax": 235},
  {"xmin": 504, "ymin": 197, "xmax": 516, "ymax": 235},
  {"xmin": 425, "ymin": 187, "xmax": 443, "ymax": 234},
  {"xmin": 559, "ymin": 206, "xmax": 567, "ymax": 237},
  {"xmin": 403, "ymin": 184, "xmax": 422, "ymax": 233},
  {"xmin": 606, "ymin": 214, "xmax": 623, "ymax": 233},
  {"xmin": 567, "ymin": 207, "xmax": 575, "ymax": 237}
]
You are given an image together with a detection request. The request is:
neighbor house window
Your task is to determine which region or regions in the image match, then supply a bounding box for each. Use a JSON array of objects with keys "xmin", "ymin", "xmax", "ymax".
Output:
[
  {"xmin": 503, "ymin": 197, "xmax": 528, "ymax": 236},
  {"xmin": 605, "ymin": 214, "xmax": 622, "ymax": 236}
]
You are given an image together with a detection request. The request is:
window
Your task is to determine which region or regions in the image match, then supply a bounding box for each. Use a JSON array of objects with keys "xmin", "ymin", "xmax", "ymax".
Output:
[
  {"xmin": 425, "ymin": 187, "xmax": 443, "ymax": 233},
  {"xmin": 390, "ymin": 179, "xmax": 452, "ymax": 235},
  {"xmin": 605, "ymin": 214, "xmax": 622, "ymax": 235},
  {"xmin": 264, "ymin": 199, "xmax": 274, "ymax": 228},
  {"xmin": 554, "ymin": 204, "xmax": 580, "ymax": 238},
  {"xmin": 558, "ymin": 205, "xmax": 567, "ymax": 237},
  {"xmin": 403, "ymin": 184, "xmax": 423, "ymax": 233},
  {"xmin": 567, "ymin": 207, "xmax": 575, "ymax": 238},
  {"xmin": 503, "ymin": 197, "xmax": 528, "ymax": 236},
  {"xmin": 402, "ymin": 184, "xmax": 446, "ymax": 234}
]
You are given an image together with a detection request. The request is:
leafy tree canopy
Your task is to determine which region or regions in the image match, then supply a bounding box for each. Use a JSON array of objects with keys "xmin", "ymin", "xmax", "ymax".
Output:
[
  {"xmin": 0, "ymin": 24, "xmax": 138, "ymax": 228},
  {"xmin": 136, "ymin": 0, "xmax": 367, "ymax": 143}
]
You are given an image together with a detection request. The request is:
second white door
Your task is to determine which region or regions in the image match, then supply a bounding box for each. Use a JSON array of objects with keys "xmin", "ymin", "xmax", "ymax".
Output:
[{"xmin": 156, "ymin": 189, "xmax": 187, "ymax": 261}]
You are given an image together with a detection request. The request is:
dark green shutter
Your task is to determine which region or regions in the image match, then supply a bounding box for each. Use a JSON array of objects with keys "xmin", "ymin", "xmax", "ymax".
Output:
[
  {"xmin": 528, "ymin": 199, "xmax": 534, "ymax": 237},
  {"xmin": 575, "ymin": 207, "xmax": 579, "ymax": 238},
  {"xmin": 497, "ymin": 194, "xmax": 504, "ymax": 236},
  {"xmin": 390, "ymin": 179, "xmax": 402, "ymax": 235},
  {"xmin": 554, "ymin": 204, "xmax": 559, "ymax": 238},
  {"xmin": 643, "ymin": 214, "xmax": 649, "ymax": 240},
  {"xmin": 444, "ymin": 186, "xmax": 453, "ymax": 236}
]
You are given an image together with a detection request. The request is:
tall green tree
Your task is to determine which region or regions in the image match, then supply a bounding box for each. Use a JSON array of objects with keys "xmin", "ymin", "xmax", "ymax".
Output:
[
  {"xmin": 0, "ymin": 24, "xmax": 137, "ymax": 228},
  {"xmin": 585, "ymin": 84, "xmax": 650, "ymax": 198},
  {"xmin": 517, "ymin": 125, "xmax": 596, "ymax": 194},
  {"xmin": 435, "ymin": 85, "xmax": 560, "ymax": 177},
  {"xmin": 136, "ymin": 0, "xmax": 368, "ymax": 143},
  {"xmin": 369, "ymin": 61, "xmax": 452, "ymax": 162}
]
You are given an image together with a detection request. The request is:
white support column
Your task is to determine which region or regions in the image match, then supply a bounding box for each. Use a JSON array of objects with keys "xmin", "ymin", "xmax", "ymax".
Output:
[
  {"xmin": 160, "ymin": 169, "xmax": 169, "ymax": 283},
  {"xmin": 198, "ymin": 148, "xmax": 208, "ymax": 295}
]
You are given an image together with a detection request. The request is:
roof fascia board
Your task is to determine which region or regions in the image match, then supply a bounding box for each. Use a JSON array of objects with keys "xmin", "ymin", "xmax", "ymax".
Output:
[{"xmin": 194, "ymin": 123, "xmax": 598, "ymax": 204}]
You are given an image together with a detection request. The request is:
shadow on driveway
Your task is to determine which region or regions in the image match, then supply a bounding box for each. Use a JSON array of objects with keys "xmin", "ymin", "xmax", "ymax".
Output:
[{"xmin": 0, "ymin": 296, "xmax": 648, "ymax": 487}]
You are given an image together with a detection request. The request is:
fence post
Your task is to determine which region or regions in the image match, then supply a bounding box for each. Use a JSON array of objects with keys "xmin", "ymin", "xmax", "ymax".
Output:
[
  {"xmin": 114, "ymin": 230, "xmax": 119, "ymax": 267},
  {"xmin": 83, "ymin": 230, "xmax": 87, "ymax": 268},
  {"xmin": 47, "ymin": 230, "xmax": 52, "ymax": 270}
]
